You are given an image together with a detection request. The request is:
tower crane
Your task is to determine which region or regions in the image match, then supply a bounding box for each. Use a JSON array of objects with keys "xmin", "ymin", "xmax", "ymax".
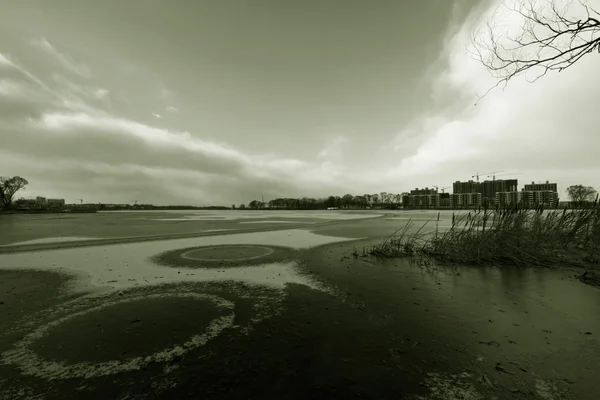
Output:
[
  {"xmin": 472, "ymin": 170, "xmax": 503, "ymax": 182},
  {"xmin": 489, "ymin": 172, "xmax": 523, "ymax": 179},
  {"xmin": 432, "ymin": 185, "xmax": 450, "ymax": 193}
]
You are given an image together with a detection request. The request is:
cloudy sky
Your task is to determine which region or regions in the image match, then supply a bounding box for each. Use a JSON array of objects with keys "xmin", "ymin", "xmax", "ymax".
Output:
[{"xmin": 1, "ymin": 0, "xmax": 598, "ymax": 205}]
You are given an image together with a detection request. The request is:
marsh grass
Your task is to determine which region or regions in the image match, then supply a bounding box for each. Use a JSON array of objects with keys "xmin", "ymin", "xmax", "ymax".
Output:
[{"xmin": 360, "ymin": 199, "xmax": 600, "ymax": 268}]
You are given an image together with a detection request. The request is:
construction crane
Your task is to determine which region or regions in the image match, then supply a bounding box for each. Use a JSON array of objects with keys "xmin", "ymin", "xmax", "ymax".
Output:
[
  {"xmin": 76, "ymin": 198, "xmax": 83, "ymax": 205},
  {"xmin": 432, "ymin": 185, "xmax": 450, "ymax": 193},
  {"xmin": 472, "ymin": 170, "xmax": 503, "ymax": 182},
  {"xmin": 489, "ymin": 172, "xmax": 523, "ymax": 180}
]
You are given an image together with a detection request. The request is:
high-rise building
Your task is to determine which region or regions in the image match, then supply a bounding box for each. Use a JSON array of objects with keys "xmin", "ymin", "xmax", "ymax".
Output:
[
  {"xmin": 403, "ymin": 193, "xmax": 441, "ymax": 208},
  {"xmin": 495, "ymin": 191, "xmax": 522, "ymax": 207},
  {"xmin": 440, "ymin": 193, "xmax": 450, "ymax": 208},
  {"xmin": 410, "ymin": 187, "xmax": 438, "ymax": 195},
  {"xmin": 523, "ymin": 181, "xmax": 558, "ymax": 192},
  {"xmin": 453, "ymin": 180, "xmax": 482, "ymax": 194},
  {"xmin": 450, "ymin": 193, "xmax": 482, "ymax": 208},
  {"xmin": 481, "ymin": 179, "xmax": 518, "ymax": 206},
  {"xmin": 521, "ymin": 190, "xmax": 559, "ymax": 207}
]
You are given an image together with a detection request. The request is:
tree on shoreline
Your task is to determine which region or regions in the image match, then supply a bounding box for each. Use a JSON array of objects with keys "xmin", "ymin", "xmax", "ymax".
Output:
[
  {"xmin": 472, "ymin": 0, "xmax": 600, "ymax": 97},
  {"xmin": 566, "ymin": 184, "xmax": 597, "ymax": 203},
  {"xmin": 0, "ymin": 176, "xmax": 29, "ymax": 208},
  {"xmin": 247, "ymin": 192, "xmax": 404, "ymax": 210}
]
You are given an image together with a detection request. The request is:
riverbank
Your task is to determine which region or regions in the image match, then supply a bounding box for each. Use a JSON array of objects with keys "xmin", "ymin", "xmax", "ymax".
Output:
[{"xmin": 360, "ymin": 206, "xmax": 600, "ymax": 288}]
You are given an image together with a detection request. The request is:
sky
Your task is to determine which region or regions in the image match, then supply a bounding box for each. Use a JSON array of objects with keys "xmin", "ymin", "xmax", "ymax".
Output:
[{"xmin": 0, "ymin": 0, "xmax": 598, "ymax": 206}]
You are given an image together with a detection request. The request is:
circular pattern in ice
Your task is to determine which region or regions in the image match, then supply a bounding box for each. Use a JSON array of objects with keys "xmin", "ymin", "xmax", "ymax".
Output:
[
  {"xmin": 151, "ymin": 244, "xmax": 297, "ymax": 268},
  {"xmin": 1, "ymin": 292, "xmax": 235, "ymax": 380}
]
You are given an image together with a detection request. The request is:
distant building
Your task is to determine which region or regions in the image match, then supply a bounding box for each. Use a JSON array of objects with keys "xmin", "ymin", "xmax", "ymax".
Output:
[
  {"xmin": 495, "ymin": 190, "xmax": 559, "ymax": 208},
  {"xmin": 47, "ymin": 198, "xmax": 65, "ymax": 207},
  {"xmin": 403, "ymin": 193, "xmax": 440, "ymax": 208},
  {"xmin": 482, "ymin": 179, "xmax": 518, "ymax": 206},
  {"xmin": 495, "ymin": 191, "xmax": 522, "ymax": 207},
  {"xmin": 440, "ymin": 193, "xmax": 450, "ymax": 208},
  {"xmin": 520, "ymin": 190, "xmax": 559, "ymax": 208},
  {"xmin": 450, "ymin": 193, "xmax": 482, "ymax": 208},
  {"xmin": 523, "ymin": 181, "xmax": 558, "ymax": 192},
  {"xmin": 453, "ymin": 180, "xmax": 482, "ymax": 195},
  {"xmin": 410, "ymin": 187, "xmax": 438, "ymax": 195},
  {"xmin": 402, "ymin": 194, "xmax": 410, "ymax": 208},
  {"xmin": 15, "ymin": 196, "xmax": 48, "ymax": 209}
]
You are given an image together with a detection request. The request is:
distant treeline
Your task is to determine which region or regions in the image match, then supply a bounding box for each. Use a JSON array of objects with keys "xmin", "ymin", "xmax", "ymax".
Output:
[
  {"xmin": 243, "ymin": 193, "xmax": 404, "ymax": 210},
  {"xmin": 100, "ymin": 204, "xmax": 231, "ymax": 211}
]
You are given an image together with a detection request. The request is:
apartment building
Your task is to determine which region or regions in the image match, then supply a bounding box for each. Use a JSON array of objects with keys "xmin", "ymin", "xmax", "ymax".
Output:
[
  {"xmin": 15, "ymin": 196, "xmax": 47, "ymax": 209},
  {"xmin": 440, "ymin": 192, "xmax": 450, "ymax": 208},
  {"xmin": 403, "ymin": 193, "xmax": 441, "ymax": 208},
  {"xmin": 521, "ymin": 190, "xmax": 559, "ymax": 207},
  {"xmin": 410, "ymin": 187, "xmax": 438, "ymax": 195},
  {"xmin": 450, "ymin": 193, "xmax": 482, "ymax": 208},
  {"xmin": 47, "ymin": 198, "xmax": 66, "ymax": 207},
  {"xmin": 482, "ymin": 179, "xmax": 518, "ymax": 206},
  {"xmin": 453, "ymin": 180, "xmax": 482, "ymax": 194},
  {"xmin": 523, "ymin": 181, "xmax": 558, "ymax": 192},
  {"xmin": 495, "ymin": 191, "xmax": 522, "ymax": 207},
  {"xmin": 495, "ymin": 190, "xmax": 558, "ymax": 207}
]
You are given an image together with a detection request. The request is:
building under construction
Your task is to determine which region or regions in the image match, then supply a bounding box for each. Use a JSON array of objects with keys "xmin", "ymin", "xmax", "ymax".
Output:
[
  {"xmin": 403, "ymin": 187, "xmax": 449, "ymax": 209},
  {"xmin": 409, "ymin": 187, "xmax": 438, "ymax": 195},
  {"xmin": 450, "ymin": 193, "xmax": 482, "ymax": 208},
  {"xmin": 451, "ymin": 178, "xmax": 518, "ymax": 207},
  {"xmin": 481, "ymin": 179, "xmax": 518, "ymax": 206},
  {"xmin": 495, "ymin": 190, "xmax": 558, "ymax": 208},
  {"xmin": 523, "ymin": 181, "xmax": 558, "ymax": 192}
]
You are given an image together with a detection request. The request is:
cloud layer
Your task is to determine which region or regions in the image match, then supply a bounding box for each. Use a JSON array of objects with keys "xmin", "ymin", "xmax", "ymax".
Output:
[
  {"xmin": 387, "ymin": 0, "xmax": 600, "ymax": 194},
  {"xmin": 1, "ymin": 40, "xmax": 353, "ymax": 204},
  {"xmin": 1, "ymin": 0, "xmax": 599, "ymax": 205}
]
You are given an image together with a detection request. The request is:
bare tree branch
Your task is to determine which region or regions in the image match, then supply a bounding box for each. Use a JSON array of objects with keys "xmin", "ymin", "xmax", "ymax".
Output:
[{"xmin": 471, "ymin": 0, "xmax": 600, "ymax": 102}]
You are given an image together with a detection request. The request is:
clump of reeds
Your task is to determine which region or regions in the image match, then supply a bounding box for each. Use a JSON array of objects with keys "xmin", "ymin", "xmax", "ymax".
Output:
[{"xmin": 365, "ymin": 199, "xmax": 600, "ymax": 268}]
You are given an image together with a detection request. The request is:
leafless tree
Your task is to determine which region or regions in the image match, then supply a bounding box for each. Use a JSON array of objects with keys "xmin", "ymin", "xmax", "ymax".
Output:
[
  {"xmin": 566, "ymin": 184, "xmax": 597, "ymax": 202},
  {"xmin": 0, "ymin": 176, "xmax": 29, "ymax": 208},
  {"xmin": 471, "ymin": 0, "xmax": 600, "ymax": 99}
]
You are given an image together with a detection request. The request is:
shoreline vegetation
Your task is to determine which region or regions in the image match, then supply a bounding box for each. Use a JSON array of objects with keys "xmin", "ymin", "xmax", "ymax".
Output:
[{"xmin": 358, "ymin": 200, "xmax": 600, "ymax": 288}]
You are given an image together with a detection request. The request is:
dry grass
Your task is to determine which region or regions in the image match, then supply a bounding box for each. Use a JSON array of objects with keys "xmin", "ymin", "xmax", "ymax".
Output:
[{"xmin": 359, "ymin": 201, "xmax": 600, "ymax": 268}]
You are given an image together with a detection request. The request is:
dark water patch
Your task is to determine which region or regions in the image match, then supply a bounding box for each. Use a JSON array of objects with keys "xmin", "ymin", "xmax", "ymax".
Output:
[
  {"xmin": 0, "ymin": 269, "xmax": 77, "ymax": 348},
  {"xmin": 298, "ymin": 239, "xmax": 600, "ymax": 400},
  {"xmin": 33, "ymin": 296, "xmax": 228, "ymax": 364},
  {"xmin": 0, "ymin": 280, "xmax": 286, "ymax": 399}
]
